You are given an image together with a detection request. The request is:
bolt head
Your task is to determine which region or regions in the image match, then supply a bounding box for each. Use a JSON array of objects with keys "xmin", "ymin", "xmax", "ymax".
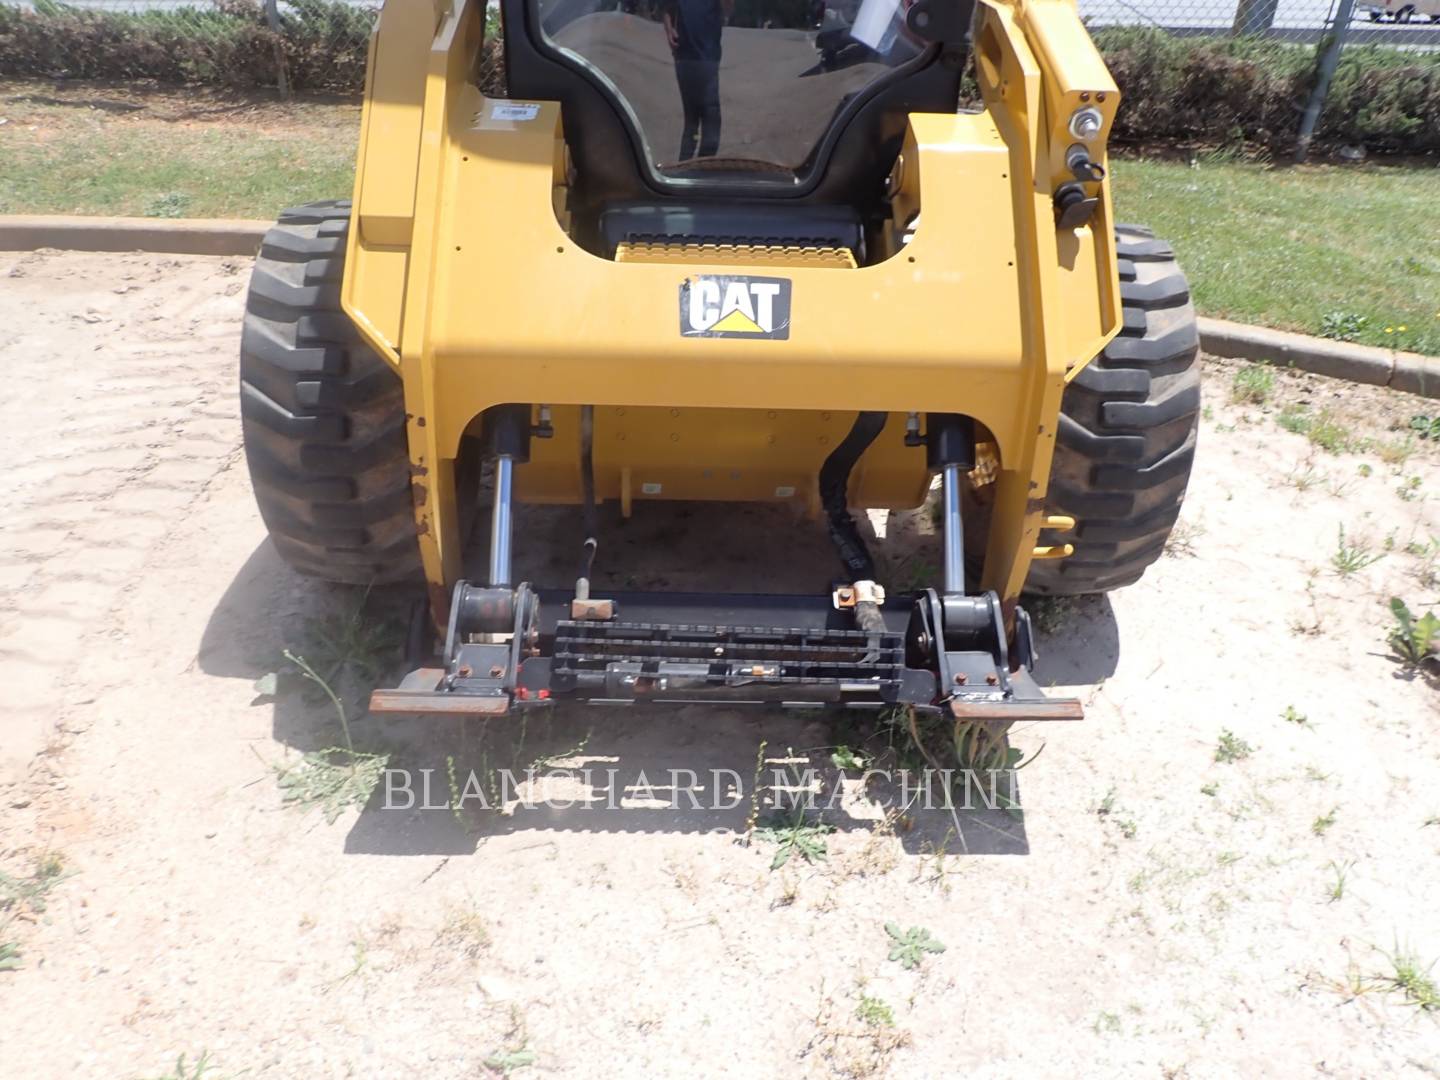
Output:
[{"xmin": 1069, "ymin": 106, "xmax": 1103, "ymax": 141}]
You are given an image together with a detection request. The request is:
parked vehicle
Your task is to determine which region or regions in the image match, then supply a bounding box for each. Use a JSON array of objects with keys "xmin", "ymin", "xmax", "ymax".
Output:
[{"xmin": 1361, "ymin": 0, "xmax": 1440, "ymax": 22}]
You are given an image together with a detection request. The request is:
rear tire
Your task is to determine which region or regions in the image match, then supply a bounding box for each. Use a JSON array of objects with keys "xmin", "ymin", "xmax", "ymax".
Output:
[
  {"xmin": 1024, "ymin": 225, "xmax": 1201, "ymax": 596},
  {"xmin": 239, "ymin": 200, "xmax": 421, "ymax": 584}
]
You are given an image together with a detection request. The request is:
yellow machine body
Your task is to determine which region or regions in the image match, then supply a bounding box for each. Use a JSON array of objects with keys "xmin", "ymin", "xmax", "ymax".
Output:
[{"xmin": 340, "ymin": 0, "xmax": 1123, "ymax": 610}]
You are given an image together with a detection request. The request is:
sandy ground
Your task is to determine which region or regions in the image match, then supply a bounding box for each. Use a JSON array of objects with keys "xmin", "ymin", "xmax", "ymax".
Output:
[{"xmin": 2, "ymin": 250, "xmax": 1439, "ymax": 1079}]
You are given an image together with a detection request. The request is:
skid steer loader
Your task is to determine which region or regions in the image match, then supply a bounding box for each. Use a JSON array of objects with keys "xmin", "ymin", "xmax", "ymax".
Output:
[{"xmin": 239, "ymin": 0, "xmax": 1200, "ymax": 724}]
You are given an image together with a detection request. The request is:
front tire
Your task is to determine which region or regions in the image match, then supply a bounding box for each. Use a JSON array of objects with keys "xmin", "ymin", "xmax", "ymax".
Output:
[
  {"xmin": 239, "ymin": 201, "xmax": 421, "ymax": 584},
  {"xmin": 1025, "ymin": 225, "xmax": 1202, "ymax": 596}
]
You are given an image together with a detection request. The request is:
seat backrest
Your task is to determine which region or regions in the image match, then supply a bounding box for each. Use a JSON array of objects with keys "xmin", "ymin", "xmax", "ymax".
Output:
[{"xmin": 502, "ymin": 0, "xmax": 972, "ymax": 215}]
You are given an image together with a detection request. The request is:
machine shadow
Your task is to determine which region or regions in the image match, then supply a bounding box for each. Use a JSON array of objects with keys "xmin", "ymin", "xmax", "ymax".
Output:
[
  {"xmin": 341, "ymin": 704, "xmax": 1036, "ymax": 858},
  {"xmin": 199, "ymin": 500, "xmax": 1120, "ymax": 857}
]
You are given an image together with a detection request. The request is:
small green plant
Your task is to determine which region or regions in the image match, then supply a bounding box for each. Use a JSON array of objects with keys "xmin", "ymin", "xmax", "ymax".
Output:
[
  {"xmin": 263, "ymin": 650, "xmax": 389, "ymax": 824},
  {"xmin": 1286, "ymin": 461, "xmax": 1322, "ymax": 492},
  {"xmin": 1397, "ymin": 475, "xmax": 1423, "ymax": 502},
  {"xmin": 755, "ymin": 805, "xmax": 833, "ymax": 870},
  {"xmin": 1318, "ymin": 310, "xmax": 1368, "ymax": 342},
  {"xmin": 144, "ymin": 1053, "xmax": 214, "ymax": 1080},
  {"xmin": 1092, "ymin": 1010, "xmax": 1122, "ymax": 1034},
  {"xmin": 1377, "ymin": 436, "xmax": 1416, "ymax": 467},
  {"xmin": 1215, "ymin": 729, "xmax": 1254, "ymax": 764},
  {"xmin": 1406, "ymin": 536, "xmax": 1440, "ymax": 588},
  {"xmin": 1200, "ymin": 781, "xmax": 1219, "ymax": 797},
  {"xmin": 0, "ymin": 852, "xmax": 71, "ymax": 974},
  {"xmin": 436, "ymin": 905, "xmax": 491, "ymax": 959},
  {"xmin": 1332, "ymin": 527, "xmax": 1383, "ymax": 577},
  {"xmin": 1230, "ymin": 363, "xmax": 1275, "ymax": 405},
  {"xmin": 1282, "ymin": 705, "xmax": 1311, "ymax": 728},
  {"xmin": 885, "ymin": 923, "xmax": 946, "ymax": 970},
  {"xmin": 1388, "ymin": 598, "xmax": 1439, "ymax": 668},
  {"xmin": 856, "ymin": 994, "xmax": 896, "ymax": 1027},
  {"xmin": 0, "ymin": 851, "xmax": 68, "ymax": 916},
  {"xmin": 1313, "ymin": 413, "xmax": 1351, "ymax": 452},
  {"xmin": 1096, "ymin": 792, "xmax": 1138, "ymax": 836},
  {"xmin": 830, "ymin": 745, "xmax": 868, "ymax": 771},
  {"xmin": 1409, "ymin": 414, "xmax": 1440, "ymax": 441},
  {"xmin": 1358, "ymin": 463, "xmax": 1373, "ymax": 478},
  {"xmin": 1385, "ymin": 947, "xmax": 1440, "ymax": 1011},
  {"xmin": 1278, "ymin": 407, "xmax": 1352, "ymax": 454},
  {"xmin": 743, "ymin": 739, "xmax": 768, "ymax": 845},
  {"xmin": 1312, "ymin": 807, "xmax": 1338, "ymax": 836},
  {"xmin": 1278, "ymin": 404, "xmax": 1310, "ymax": 436},
  {"xmin": 1327, "ymin": 859, "xmax": 1352, "ymax": 902},
  {"xmin": 484, "ymin": 1049, "xmax": 538, "ymax": 1074}
]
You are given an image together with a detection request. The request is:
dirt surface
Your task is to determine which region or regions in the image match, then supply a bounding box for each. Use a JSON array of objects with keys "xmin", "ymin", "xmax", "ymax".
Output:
[{"xmin": 3, "ymin": 250, "xmax": 1440, "ymax": 1078}]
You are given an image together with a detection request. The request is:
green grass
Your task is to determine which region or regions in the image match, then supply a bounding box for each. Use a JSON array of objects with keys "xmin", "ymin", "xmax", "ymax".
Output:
[
  {"xmin": 1230, "ymin": 363, "xmax": 1275, "ymax": 405},
  {"xmin": 0, "ymin": 84, "xmax": 357, "ymax": 219},
  {"xmin": 1112, "ymin": 157, "xmax": 1440, "ymax": 356},
  {"xmin": 0, "ymin": 124, "xmax": 355, "ymax": 220}
]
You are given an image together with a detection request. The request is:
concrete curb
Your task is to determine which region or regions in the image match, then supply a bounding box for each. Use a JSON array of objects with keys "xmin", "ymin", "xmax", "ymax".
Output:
[
  {"xmin": 2, "ymin": 216, "xmax": 1438, "ymax": 399},
  {"xmin": 1199, "ymin": 316, "xmax": 1440, "ymax": 401},
  {"xmin": 0, "ymin": 215, "xmax": 269, "ymax": 257}
]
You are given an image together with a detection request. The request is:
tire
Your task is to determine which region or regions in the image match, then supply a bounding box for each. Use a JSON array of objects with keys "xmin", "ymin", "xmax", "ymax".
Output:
[
  {"xmin": 240, "ymin": 200, "xmax": 421, "ymax": 584},
  {"xmin": 1024, "ymin": 225, "xmax": 1201, "ymax": 596}
]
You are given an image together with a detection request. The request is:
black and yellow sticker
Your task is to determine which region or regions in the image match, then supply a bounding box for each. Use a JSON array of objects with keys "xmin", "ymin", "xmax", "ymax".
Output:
[{"xmin": 679, "ymin": 275, "xmax": 791, "ymax": 340}]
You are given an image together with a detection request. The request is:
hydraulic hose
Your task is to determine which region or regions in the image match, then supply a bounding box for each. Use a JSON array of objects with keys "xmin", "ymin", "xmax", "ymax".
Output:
[
  {"xmin": 820, "ymin": 411, "xmax": 887, "ymax": 582},
  {"xmin": 819, "ymin": 411, "xmax": 888, "ymax": 636}
]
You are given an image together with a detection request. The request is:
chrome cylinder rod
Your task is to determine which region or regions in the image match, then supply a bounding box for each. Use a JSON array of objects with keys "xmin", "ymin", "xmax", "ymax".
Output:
[
  {"xmin": 942, "ymin": 463, "xmax": 965, "ymax": 595},
  {"xmin": 488, "ymin": 455, "xmax": 515, "ymax": 587}
]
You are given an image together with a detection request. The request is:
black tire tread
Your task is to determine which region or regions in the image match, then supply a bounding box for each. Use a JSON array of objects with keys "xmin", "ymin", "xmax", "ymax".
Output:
[
  {"xmin": 240, "ymin": 201, "xmax": 420, "ymax": 584},
  {"xmin": 1026, "ymin": 224, "xmax": 1201, "ymax": 596}
]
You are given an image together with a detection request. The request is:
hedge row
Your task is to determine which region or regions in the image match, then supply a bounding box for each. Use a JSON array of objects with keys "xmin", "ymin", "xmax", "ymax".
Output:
[
  {"xmin": 1, "ymin": 5, "xmax": 1437, "ymax": 152},
  {"xmin": 0, "ymin": 0, "xmax": 373, "ymax": 93},
  {"xmin": 1095, "ymin": 27, "xmax": 1440, "ymax": 154}
]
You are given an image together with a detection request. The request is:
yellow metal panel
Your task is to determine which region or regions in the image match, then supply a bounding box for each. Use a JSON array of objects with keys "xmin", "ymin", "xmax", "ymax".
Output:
[
  {"xmin": 520, "ymin": 406, "xmax": 928, "ymax": 511},
  {"xmin": 341, "ymin": 0, "xmax": 1128, "ymax": 608},
  {"xmin": 427, "ymin": 108, "xmax": 1027, "ymax": 453}
]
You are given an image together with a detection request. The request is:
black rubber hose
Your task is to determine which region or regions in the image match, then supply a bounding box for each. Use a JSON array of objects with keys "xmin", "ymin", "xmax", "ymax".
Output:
[{"xmin": 819, "ymin": 411, "xmax": 887, "ymax": 583}]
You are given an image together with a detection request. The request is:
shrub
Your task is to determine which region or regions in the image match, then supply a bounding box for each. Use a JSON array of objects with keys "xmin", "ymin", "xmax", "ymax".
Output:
[
  {"xmin": 0, "ymin": 0, "xmax": 373, "ymax": 93},
  {"xmin": 1094, "ymin": 28, "xmax": 1440, "ymax": 154}
]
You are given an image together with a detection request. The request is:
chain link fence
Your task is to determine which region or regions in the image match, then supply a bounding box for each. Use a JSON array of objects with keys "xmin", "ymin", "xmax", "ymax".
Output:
[
  {"xmin": 1085, "ymin": 0, "xmax": 1439, "ymax": 45},
  {"xmin": 0, "ymin": 0, "xmax": 1436, "ymax": 151}
]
